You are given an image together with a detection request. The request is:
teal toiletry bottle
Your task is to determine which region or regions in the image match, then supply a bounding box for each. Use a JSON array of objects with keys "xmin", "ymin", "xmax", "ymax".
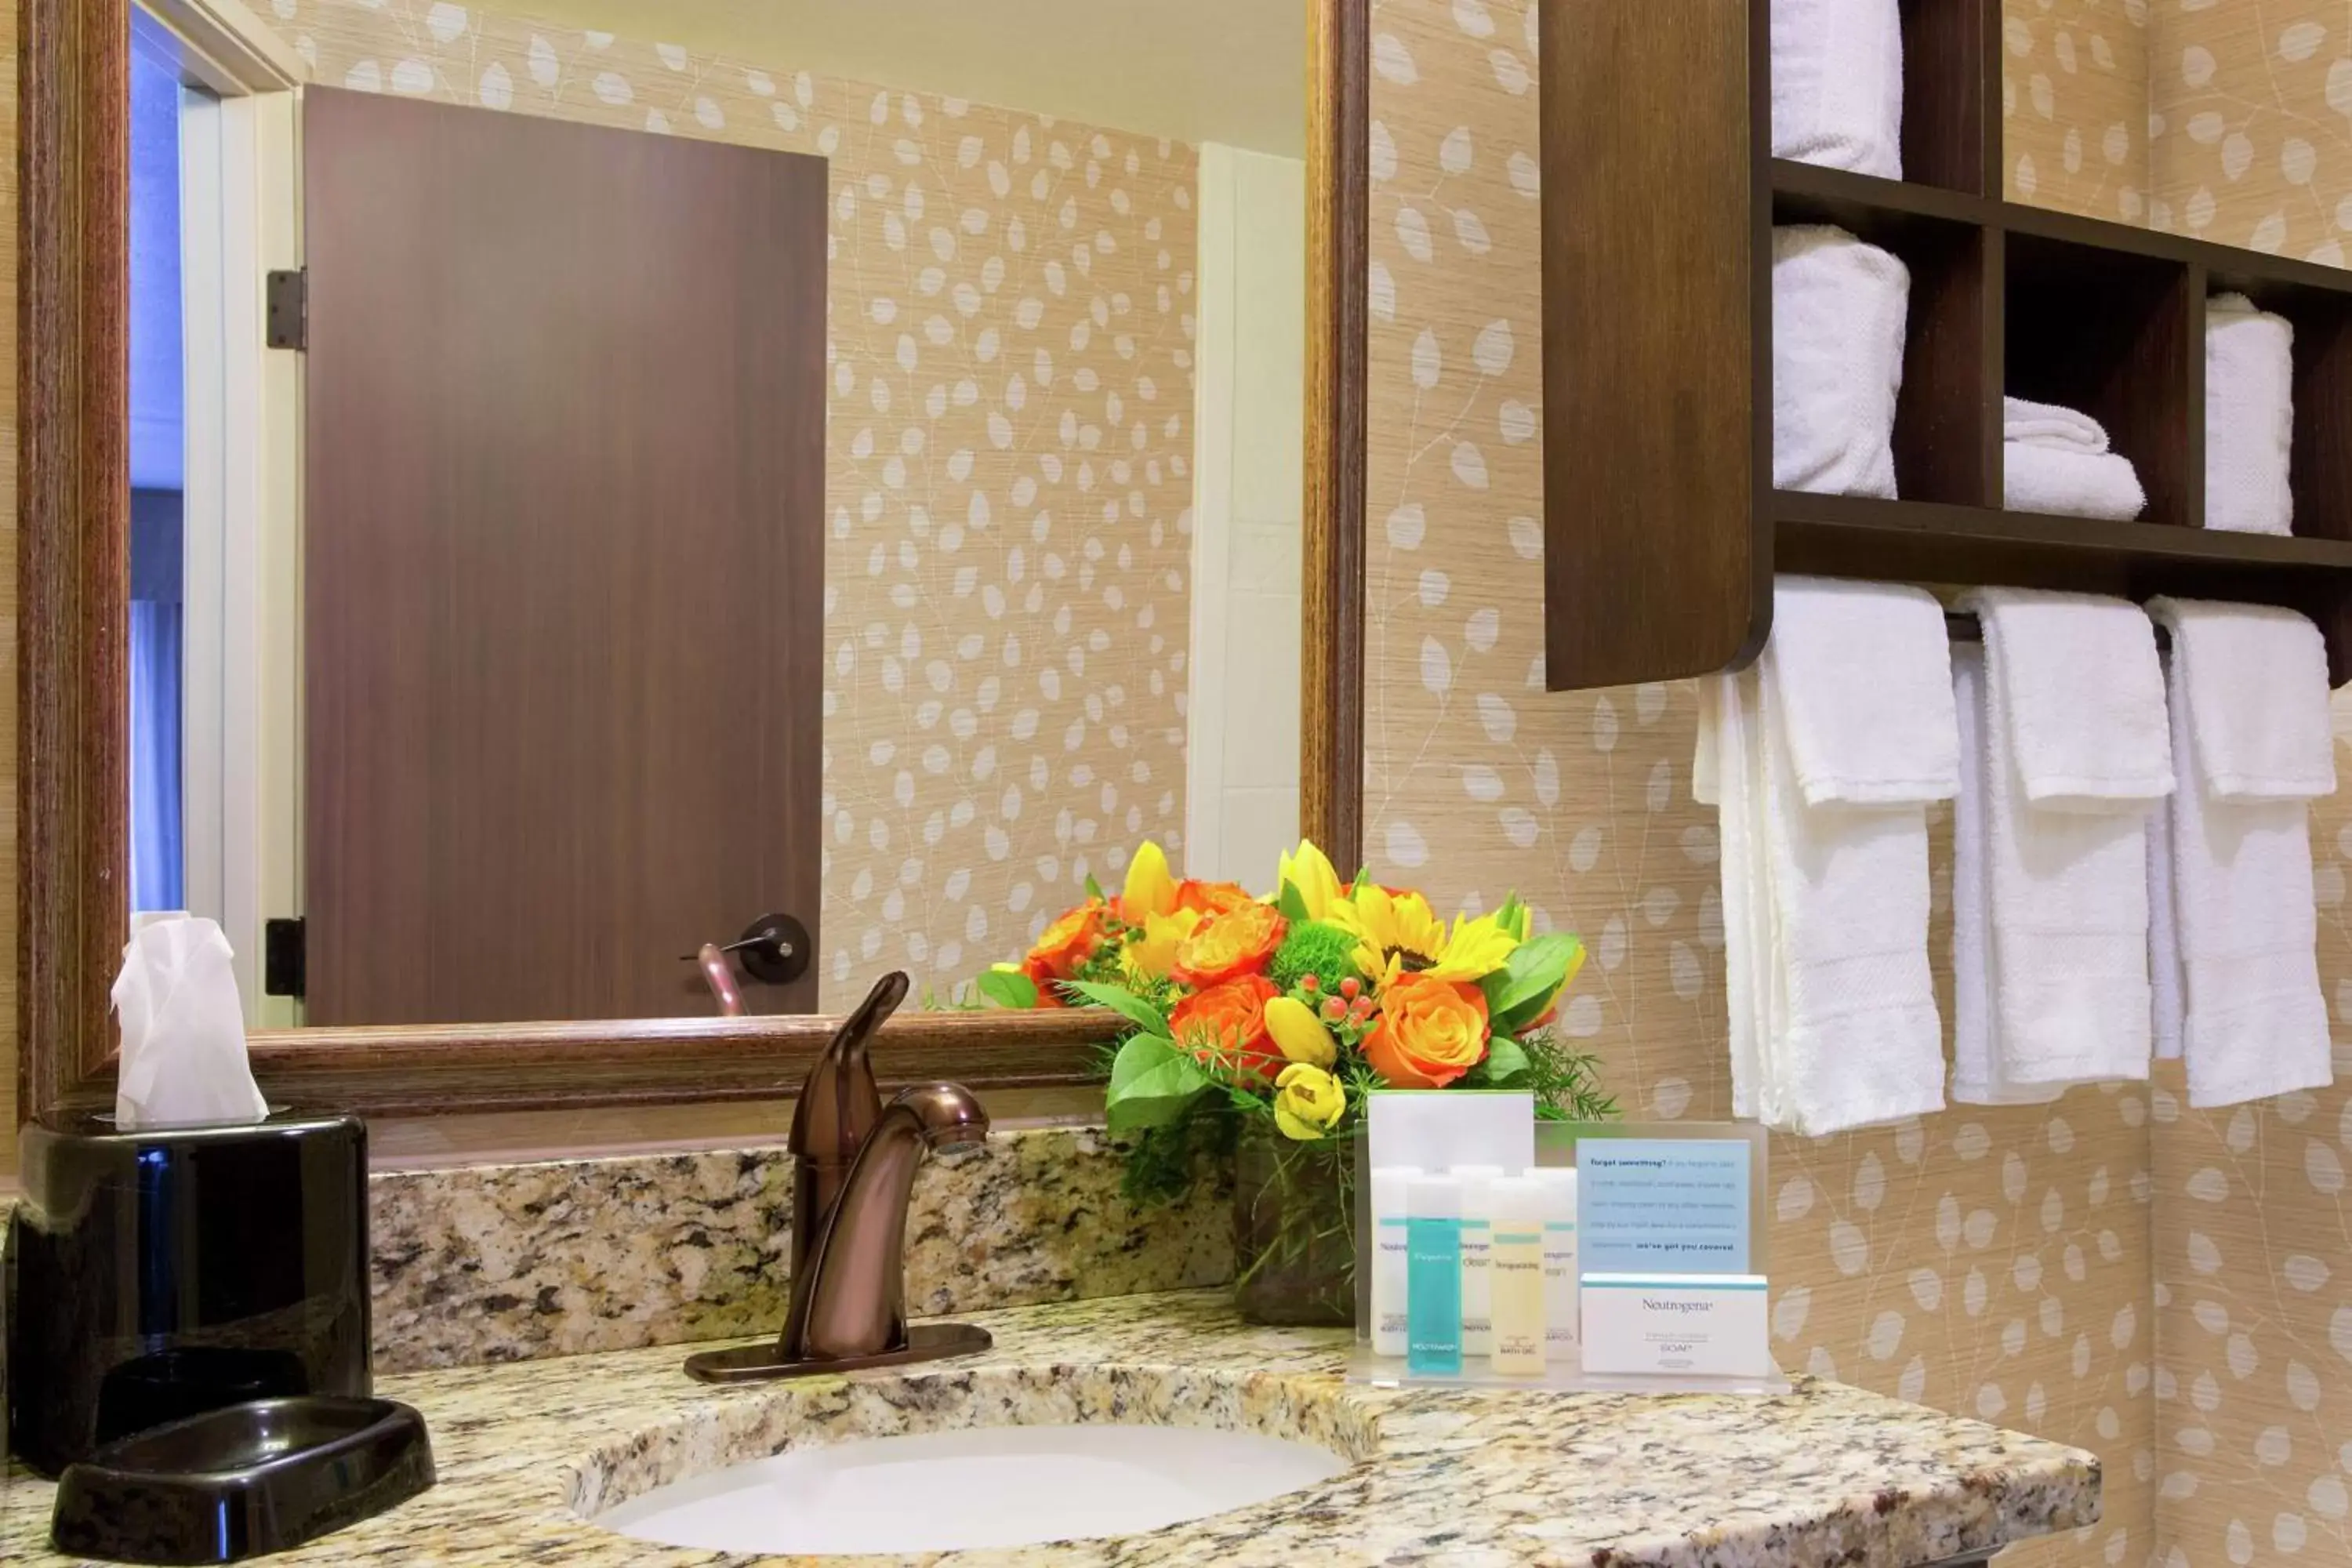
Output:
[{"xmin": 1406, "ymin": 1173, "xmax": 1465, "ymax": 1376}]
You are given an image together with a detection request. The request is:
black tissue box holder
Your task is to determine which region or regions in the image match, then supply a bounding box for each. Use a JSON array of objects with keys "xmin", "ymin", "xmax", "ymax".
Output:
[{"xmin": 5, "ymin": 1109, "xmax": 373, "ymax": 1479}]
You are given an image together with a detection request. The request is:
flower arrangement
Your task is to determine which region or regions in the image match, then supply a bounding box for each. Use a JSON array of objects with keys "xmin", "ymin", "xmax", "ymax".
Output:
[{"xmin": 975, "ymin": 838, "xmax": 1616, "ymax": 1188}]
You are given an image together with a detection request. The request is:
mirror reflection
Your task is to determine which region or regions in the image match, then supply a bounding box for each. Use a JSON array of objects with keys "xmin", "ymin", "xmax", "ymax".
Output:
[{"xmin": 126, "ymin": 0, "xmax": 1308, "ymax": 1026}]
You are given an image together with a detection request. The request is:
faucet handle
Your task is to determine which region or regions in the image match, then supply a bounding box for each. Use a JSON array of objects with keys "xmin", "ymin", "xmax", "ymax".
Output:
[{"xmin": 787, "ymin": 971, "xmax": 908, "ymax": 1161}]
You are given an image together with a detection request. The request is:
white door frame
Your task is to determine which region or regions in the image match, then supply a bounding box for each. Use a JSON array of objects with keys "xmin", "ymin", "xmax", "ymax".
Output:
[{"xmin": 149, "ymin": 0, "xmax": 306, "ymax": 1025}]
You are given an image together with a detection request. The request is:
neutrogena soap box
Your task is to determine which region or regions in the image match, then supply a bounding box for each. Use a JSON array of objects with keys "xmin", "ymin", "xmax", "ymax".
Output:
[{"xmin": 1580, "ymin": 1272, "xmax": 1771, "ymax": 1378}]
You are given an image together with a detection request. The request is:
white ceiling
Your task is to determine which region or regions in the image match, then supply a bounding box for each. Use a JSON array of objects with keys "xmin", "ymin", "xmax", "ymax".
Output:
[{"xmin": 502, "ymin": 0, "xmax": 1307, "ymax": 157}]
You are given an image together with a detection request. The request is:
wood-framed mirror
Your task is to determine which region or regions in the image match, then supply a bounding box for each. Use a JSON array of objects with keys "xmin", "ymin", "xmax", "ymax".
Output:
[{"xmin": 17, "ymin": 0, "xmax": 1368, "ymax": 1121}]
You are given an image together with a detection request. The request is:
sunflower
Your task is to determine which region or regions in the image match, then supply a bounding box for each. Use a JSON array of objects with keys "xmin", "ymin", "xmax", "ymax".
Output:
[{"xmin": 1326, "ymin": 886, "xmax": 1520, "ymax": 987}]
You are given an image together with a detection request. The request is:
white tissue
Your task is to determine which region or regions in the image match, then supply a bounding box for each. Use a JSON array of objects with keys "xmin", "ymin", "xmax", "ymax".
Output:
[{"xmin": 112, "ymin": 913, "xmax": 267, "ymax": 1128}]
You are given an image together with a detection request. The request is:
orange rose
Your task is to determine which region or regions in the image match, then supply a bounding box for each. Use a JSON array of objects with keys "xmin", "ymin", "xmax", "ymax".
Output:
[
  {"xmin": 1173, "ymin": 879, "xmax": 1253, "ymax": 918},
  {"xmin": 1171, "ymin": 902, "xmax": 1287, "ymax": 987},
  {"xmin": 1022, "ymin": 957, "xmax": 1067, "ymax": 1007},
  {"xmin": 1025, "ymin": 901, "xmax": 1108, "ymax": 989},
  {"xmin": 1171, "ymin": 975, "xmax": 1283, "ymax": 1083},
  {"xmin": 1364, "ymin": 973, "xmax": 1490, "ymax": 1089}
]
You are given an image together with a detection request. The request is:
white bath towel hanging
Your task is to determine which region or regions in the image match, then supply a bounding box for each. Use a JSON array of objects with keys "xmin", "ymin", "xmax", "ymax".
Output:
[
  {"xmin": 1950, "ymin": 644, "xmax": 2065, "ymax": 1106},
  {"xmin": 2147, "ymin": 601, "xmax": 2335, "ymax": 1109},
  {"xmin": 2205, "ymin": 293, "xmax": 2295, "ymax": 537},
  {"xmin": 2147, "ymin": 597, "xmax": 2335, "ymax": 801},
  {"xmin": 1768, "ymin": 577, "xmax": 1960, "ymax": 808},
  {"xmin": 1958, "ymin": 588, "xmax": 2169, "ymax": 1088}
]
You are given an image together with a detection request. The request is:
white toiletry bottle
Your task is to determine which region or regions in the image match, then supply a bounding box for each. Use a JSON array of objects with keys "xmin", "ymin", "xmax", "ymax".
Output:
[
  {"xmin": 1531, "ymin": 1167, "xmax": 1581, "ymax": 1363},
  {"xmin": 1487, "ymin": 1175, "xmax": 1547, "ymax": 1376},
  {"xmin": 1370, "ymin": 1165, "xmax": 1421, "ymax": 1359},
  {"xmin": 1454, "ymin": 1163, "xmax": 1504, "ymax": 1357}
]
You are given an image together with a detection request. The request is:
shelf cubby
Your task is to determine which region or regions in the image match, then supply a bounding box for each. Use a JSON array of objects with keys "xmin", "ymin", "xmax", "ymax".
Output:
[{"xmin": 1538, "ymin": 0, "xmax": 2352, "ymax": 688}]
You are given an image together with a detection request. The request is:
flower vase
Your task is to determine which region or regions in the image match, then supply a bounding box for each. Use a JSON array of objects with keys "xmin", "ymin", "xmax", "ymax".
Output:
[{"xmin": 1231, "ymin": 1120, "xmax": 1356, "ymax": 1327}]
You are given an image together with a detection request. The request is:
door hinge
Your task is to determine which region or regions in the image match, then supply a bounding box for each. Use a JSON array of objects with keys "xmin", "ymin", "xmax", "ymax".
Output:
[
  {"xmin": 266, "ymin": 268, "xmax": 307, "ymax": 350},
  {"xmin": 264, "ymin": 917, "xmax": 307, "ymax": 998}
]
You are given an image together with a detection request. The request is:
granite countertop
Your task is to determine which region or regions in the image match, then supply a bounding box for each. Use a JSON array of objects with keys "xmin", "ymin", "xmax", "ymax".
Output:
[{"xmin": 2, "ymin": 1290, "xmax": 2098, "ymax": 1566}]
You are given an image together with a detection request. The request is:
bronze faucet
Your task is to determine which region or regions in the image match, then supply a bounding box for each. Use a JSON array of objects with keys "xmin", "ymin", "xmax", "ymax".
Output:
[{"xmin": 684, "ymin": 974, "xmax": 993, "ymax": 1383}]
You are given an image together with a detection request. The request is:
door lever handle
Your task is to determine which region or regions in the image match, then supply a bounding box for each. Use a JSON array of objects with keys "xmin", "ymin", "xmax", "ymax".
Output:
[{"xmin": 679, "ymin": 913, "xmax": 811, "ymax": 987}]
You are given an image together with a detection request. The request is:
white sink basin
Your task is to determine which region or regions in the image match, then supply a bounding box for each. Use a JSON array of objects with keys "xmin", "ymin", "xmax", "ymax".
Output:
[{"xmin": 595, "ymin": 1422, "xmax": 1351, "ymax": 1555}]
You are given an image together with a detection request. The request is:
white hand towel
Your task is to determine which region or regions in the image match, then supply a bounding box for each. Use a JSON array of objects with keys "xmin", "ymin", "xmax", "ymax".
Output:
[
  {"xmin": 2147, "ymin": 791, "xmax": 2184, "ymax": 1062},
  {"xmin": 2004, "ymin": 442, "xmax": 2147, "ymax": 521},
  {"xmin": 2004, "ymin": 396, "xmax": 2111, "ymax": 453},
  {"xmin": 1768, "ymin": 577, "xmax": 1960, "ymax": 808},
  {"xmin": 1697, "ymin": 671, "xmax": 1770, "ymax": 1121},
  {"xmin": 1756, "ymin": 648, "xmax": 1947, "ymax": 1135},
  {"xmin": 1963, "ymin": 590, "xmax": 2162, "ymax": 1087},
  {"xmin": 1958, "ymin": 588, "xmax": 2173, "ymax": 809},
  {"xmin": 2146, "ymin": 597, "xmax": 2335, "ymax": 801},
  {"xmin": 1769, "ymin": 0, "xmax": 1904, "ymax": 179},
  {"xmin": 2153, "ymin": 647, "xmax": 2333, "ymax": 1108},
  {"xmin": 1950, "ymin": 644, "xmax": 2065, "ymax": 1106},
  {"xmin": 2205, "ymin": 293, "xmax": 2295, "ymax": 537},
  {"xmin": 1773, "ymin": 226, "xmax": 1909, "ymax": 499}
]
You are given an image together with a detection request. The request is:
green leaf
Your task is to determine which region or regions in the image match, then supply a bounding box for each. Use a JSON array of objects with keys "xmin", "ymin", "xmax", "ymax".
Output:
[
  {"xmin": 1065, "ymin": 979, "xmax": 1173, "ymax": 1037},
  {"xmin": 1084, "ymin": 873, "xmax": 1107, "ymax": 903},
  {"xmin": 975, "ymin": 968, "xmax": 1039, "ymax": 1009},
  {"xmin": 1483, "ymin": 933, "xmax": 1584, "ymax": 1031},
  {"xmin": 1105, "ymin": 1033, "xmax": 1214, "ymax": 1134},
  {"xmin": 1276, "ymin": 880, "xmax": 1312, "ymax": 923},
  {"xmin": 1480, "ymin": 1033, "xmax": 1531, "ymax": 1086}
]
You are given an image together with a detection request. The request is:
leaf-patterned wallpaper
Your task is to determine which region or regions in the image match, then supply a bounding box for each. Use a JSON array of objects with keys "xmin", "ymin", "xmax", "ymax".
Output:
[
  {"xmin": 2002, "ymin": 0, "xmax": 2154, "ymax": 223},
  {"xmin": 1368, "ymin": 2, "xmax": 2152, "ymax": 1560},
  {"xmin": 265, "ymin": 0, "xmax": 1198, "ymax": 1010}
]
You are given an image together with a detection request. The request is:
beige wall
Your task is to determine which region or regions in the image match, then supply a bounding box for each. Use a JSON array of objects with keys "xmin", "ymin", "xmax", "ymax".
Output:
[
  {"xmin": 2000, "ymin": 0, "xmax": 2153, "ymax": 223},
  {"xmin": 1366, "ymin": 2, "xmax": 2153, "ymax": 1560},
  {"xmin": 270, "ymin": 0, "xmax": 1199, "ymax": 1009}
]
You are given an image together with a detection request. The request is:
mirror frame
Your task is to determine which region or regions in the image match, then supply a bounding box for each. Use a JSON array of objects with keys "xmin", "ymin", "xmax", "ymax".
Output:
[{"xmin": 16, "ymin": 0, "xmax": 1370, "ymax": 1120}]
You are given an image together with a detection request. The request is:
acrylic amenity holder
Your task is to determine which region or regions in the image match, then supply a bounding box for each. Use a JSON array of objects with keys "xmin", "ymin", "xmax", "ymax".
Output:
[{"xmin": 1347, "ymin": 1119, "xmax": 1790, "ymax": 1396}]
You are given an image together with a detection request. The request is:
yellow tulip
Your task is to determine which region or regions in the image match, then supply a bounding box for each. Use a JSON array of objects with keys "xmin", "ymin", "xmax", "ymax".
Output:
[
  {"xmin": 1272, "ymin": 1062, "xmax": 1347, "ymax": 1141},
  {"xmin": 1276, "ymin": 839, "xmax": 1345, "ymax": 921},
  {"xmin": 1120, "ymin": 840, "xmax": 1178, "ymax": 922},
  {"xmin": 1264, "ymin": 994, "xmax": 1337, "ymax": 1068},
  {"xmin": 1121, "ymin": 907, "xmax": 1203, "ymax": 983}
]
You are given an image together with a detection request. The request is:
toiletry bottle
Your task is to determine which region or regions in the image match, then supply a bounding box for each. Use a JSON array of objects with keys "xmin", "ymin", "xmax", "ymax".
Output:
[
  {"xmin": 1406, "ymin": 1173, "xmax": 1465, "ymax": 1376},
  {"xmin": 1487, "ymin": 1175, "xmax": 1547, "ymax": 1376},
  {"xmin": 1531, "ymin": 1167, "xmax": 1581, "ymax": 1362},
  {"xmin": 1370, "ymin": 1165, "xmax": 1421, "ymax": 1359},
  {"xmin": 1454, "ymin": 1163, "xmax": 1504, "ymax": 1357}
]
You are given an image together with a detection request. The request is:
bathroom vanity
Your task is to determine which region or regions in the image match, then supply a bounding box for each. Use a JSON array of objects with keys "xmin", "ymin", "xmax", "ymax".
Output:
[{"xmin": 1, "ymin": 1290, "xmax": 2096, "ymax": 1565}]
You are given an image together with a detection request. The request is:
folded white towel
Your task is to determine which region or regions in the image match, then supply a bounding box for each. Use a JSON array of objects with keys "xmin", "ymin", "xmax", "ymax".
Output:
[
  {"xmin": 2004, "ymin": 441, "xmax": 2147, "ymax": 521},
  {"xmin": 1957, "ymin": 587, "xmax": 2173, "ymax": 809},
  {"xmin": 1757, "ymin": 651, "xmax": 1947, "ymax": 1134},
  {"xmin": 2205, "ymin": 292, "xmax": 2294, "ymax": 537},
  {"xmin": 2146, "ymin": 597, "xmax": 2336, "ymax": 800},
  {"xmin": 1963, "ymin": 589, "xmax": 2161, "ymax": 1087},
  {"xmin": 1769, "ymin": 0, "xmax": 1904, "ymax": 179},
  {"xmin": 1773, "ymin": 226, "xmax": 1909, "ymax": 499},
  {"xmin": 2004, "ymin": 396, "xmax": 2111, "ymax": 454},
  {"xmin": 1950, "ymin": 644, "xmax": 2065, "ymax": 1106},
  {"xmin": 2152, "ymin": 645, "xmax": 2333, "ymax": 1108},
  {"xmin": 1768, "ymin": 577, "xmax": 1960, "ymax": 808}
]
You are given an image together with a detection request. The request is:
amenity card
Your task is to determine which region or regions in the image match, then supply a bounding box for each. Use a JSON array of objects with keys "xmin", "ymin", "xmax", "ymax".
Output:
[{"xmin": 1576, "ymin": 1136, "xmax": 1754, "ymax": 1275}]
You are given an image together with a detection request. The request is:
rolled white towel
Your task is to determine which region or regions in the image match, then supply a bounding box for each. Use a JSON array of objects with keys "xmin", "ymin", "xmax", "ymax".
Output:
[
  {"xmin": 1770, "ymin": 0, "xmax": 1904, "ymax": 180},
  {"xmin": 1773, "ymin": 225, "xmax": 1909, "ymax": 499},
  {"xmin": 2005, "ymin": 442, "xmax": 2147, "ymax": 521},
  {"xmin": 2205, "ymin": 292, "xmax": 2294, "ymax": 536}
]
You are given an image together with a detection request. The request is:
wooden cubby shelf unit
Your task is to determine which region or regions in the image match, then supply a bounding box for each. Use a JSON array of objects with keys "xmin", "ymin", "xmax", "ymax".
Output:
[{"xmin": 1537, "ymin": 0, "xmax": 2352, "ymax": 691}]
